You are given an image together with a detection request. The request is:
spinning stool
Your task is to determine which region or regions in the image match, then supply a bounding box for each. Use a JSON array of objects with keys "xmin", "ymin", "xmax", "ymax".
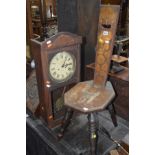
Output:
[{"xmin": 57, "ymin": 5, "xmax": 120, "ymax": 155}]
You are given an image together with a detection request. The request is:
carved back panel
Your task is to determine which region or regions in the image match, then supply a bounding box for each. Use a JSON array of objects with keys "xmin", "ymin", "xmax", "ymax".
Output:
[{"xmin": 93, "ymin": 5, "xmax": 120, "ymax": 87}]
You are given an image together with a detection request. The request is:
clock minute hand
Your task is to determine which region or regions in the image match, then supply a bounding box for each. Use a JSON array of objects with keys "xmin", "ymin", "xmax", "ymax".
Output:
[{"xmin": 61, "ymin": 58, "xmax": 67, "ymax": 67}]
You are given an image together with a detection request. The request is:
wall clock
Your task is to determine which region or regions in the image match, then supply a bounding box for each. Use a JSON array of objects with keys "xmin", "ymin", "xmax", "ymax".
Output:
[{"xmin": 30, "ymin": 32, "xmax": 82, "ymax": 128}]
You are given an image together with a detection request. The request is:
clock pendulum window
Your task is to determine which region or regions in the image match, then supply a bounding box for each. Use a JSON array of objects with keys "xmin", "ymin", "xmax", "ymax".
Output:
[{"xmin": 30, "ymin": 32, "xmax": 82, "ymax": 128}]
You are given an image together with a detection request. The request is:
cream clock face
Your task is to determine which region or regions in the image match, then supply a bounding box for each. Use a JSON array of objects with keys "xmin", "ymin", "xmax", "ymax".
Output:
[{"xmin": 49, "ymin": 51, "xmax": 76, "ymax": 82}]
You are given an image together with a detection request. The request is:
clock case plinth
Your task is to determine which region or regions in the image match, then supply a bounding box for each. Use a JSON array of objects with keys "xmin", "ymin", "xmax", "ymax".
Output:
[{"xmin": 30, "ymin": 32, "xmax": 82, "ymax": 128}]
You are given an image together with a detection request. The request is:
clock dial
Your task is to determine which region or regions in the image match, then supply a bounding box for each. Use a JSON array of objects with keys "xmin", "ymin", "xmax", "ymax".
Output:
[{"xmin": 49, "ymin": 51, "xmax": 76, "ymax": 82}]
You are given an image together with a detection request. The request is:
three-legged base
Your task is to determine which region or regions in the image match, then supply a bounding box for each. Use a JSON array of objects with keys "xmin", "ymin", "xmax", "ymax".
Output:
[{"xmin": 57, "ymin": 104, "xmax": 117, "ymax": 155}]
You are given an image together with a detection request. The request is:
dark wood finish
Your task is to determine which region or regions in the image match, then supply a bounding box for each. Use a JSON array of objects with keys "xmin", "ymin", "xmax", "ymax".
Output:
[
  {"xmin": 57, "ymin": 108, "xmax": 74, "ymax": 139},
  {"xmin": 51, "ymin": 0, "xmax": 57, "ymax": 16},
  {"xmin": 30, "ymin": 32, "xmax": 82, "ymax": 128},
  {"xmin": 88, "ymin": 113, "xmax": 98, "ymax": 155},
  {"xmin": 29, "ymin": 0, "xmax": 57, "ymax": 37},
  {"xmin": 107, "ymin": 103, "xmax": 118, "ymax": 127},
  {"xmin": 109, "ymin": 66, "xmax": 129, "ymax": 81},
  {"xmin": 86, "ymin": 62, "xmax": 129, "ymax": 81},
  {"xmin": 26, "ymin": 0, "xmax": 33, "ymax": 44},
  {"xmin": 93, "ymin": 5, "xmax": 120, "ymax": 87},
  {"xmin": 85, "ymin": 63, "xmax": 129, "ymax": 120},
  {"xmin": 64, "ymin": 81, "xmax": 115, "ymax": 113},
  {"xmin": 117, "ymin": 0, "xmax": 129, "ymax": 36},
  {"xmin": 39, "ymin": 0, "xmax": 49, "ymax": 40},
  {"xmin": 109, "ymin": 74, "xmax": 129, "ymax": 120},
  {"xmin": 58, "ymin": 5, "xmax": 119, "ymax": 154},
  {"xmin": 39, "ymin": 0, "xmax": 47, "ymax": 25},
  {"xmin": 86, "ymin": 63, "xmax": 129, "ymax": 82},
  {"xmin": 32, "ymin": 18, "xmax": 57, "ymax": 36},
  {"xmin": 101, "ymin": 0, "xmax": 121, "ymax": 4},
  {"xmin": 57, "ymin": 0, "xmax": 100, "ymax": 80},
  {"xmin": 26, "ymin": 0, "xmax": 34, "ymax": 59}
]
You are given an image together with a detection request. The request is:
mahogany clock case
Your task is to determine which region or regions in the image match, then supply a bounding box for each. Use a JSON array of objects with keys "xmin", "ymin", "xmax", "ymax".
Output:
[{"xmin": 30, "ymin": 32, "xmax": 82, "ymax": 128}]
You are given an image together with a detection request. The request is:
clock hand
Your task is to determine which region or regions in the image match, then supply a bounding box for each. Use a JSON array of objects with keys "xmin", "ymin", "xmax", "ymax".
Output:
[
  {"xmin": 61, "ymin": 58, "xmax": 67, "ymax": 67},
  {"xmin": 64, "ymin": 63, "xmax": 72, "ymax": 68}
]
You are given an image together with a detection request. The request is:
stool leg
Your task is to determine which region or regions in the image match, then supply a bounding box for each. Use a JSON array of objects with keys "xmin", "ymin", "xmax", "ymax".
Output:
[
  {"xmin": 88, "ymin": 113, "xmax": 98, "ymax": 155},
  {"xmin": 108, "ymin": 103, "xmax": 118, "ymax": 127},
  {"xmin": 57, "ymin": 108, "xmax": 73, "ymax": 139}
]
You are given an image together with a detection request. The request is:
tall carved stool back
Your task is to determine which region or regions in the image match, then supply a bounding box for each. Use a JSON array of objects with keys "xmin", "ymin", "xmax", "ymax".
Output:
[{"xmin": 57, "ymin": 5, "xmax": 120, "ymax": 155}]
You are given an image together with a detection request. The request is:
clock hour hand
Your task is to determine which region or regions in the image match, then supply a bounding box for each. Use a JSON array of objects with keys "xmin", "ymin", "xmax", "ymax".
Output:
[{"xmin": 64, "ymin": 63, "xmax": 72, "ymax": 68}]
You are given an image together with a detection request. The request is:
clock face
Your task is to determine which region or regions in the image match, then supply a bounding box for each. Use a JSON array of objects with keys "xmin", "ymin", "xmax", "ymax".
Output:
[{"xmin": 49, "ymin": 51, "xmax": 76, "ymax": 83}]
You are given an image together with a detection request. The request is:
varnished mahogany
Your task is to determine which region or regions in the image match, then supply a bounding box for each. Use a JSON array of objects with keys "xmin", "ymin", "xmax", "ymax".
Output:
[{"xmin": 30, "ymin": 32, "xmax": 82, "ymax": 128}]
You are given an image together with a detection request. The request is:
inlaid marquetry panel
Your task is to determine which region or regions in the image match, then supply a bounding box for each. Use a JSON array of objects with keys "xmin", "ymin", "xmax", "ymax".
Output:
[{"xmin": 93, "ymin": 5, "xmax": 120, "ymax": 87}]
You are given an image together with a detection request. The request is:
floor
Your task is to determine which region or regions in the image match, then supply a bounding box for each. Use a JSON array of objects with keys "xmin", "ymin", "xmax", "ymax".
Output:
[{"xmin": 26, "ymin": 110, "xmax": 129, "ymax": 155}]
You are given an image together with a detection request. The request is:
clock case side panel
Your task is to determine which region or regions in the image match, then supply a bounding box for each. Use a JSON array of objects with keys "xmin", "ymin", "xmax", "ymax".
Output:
[{"xmin": 30, "ymin": 39, "xmax": 53, "ymax": 126}]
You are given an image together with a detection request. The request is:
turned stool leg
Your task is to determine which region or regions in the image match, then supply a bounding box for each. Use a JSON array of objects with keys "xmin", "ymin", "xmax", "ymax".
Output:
[
  {"xmin": 108, "ymin": 103, "xmax": 118, "ymax": 127},
  {"xmin": 57, "ymin": 108, "xmax": 73, "ymax": 139},
  {"xmin": 88, "ymin": 113, "xmax": 98, "ymax": 155}
]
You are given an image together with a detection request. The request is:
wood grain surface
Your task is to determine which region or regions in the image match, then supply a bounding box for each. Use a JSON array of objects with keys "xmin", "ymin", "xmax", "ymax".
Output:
[{"xmin": 93, "ymin": 5, "xmax": 120, "ymax": 87}]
